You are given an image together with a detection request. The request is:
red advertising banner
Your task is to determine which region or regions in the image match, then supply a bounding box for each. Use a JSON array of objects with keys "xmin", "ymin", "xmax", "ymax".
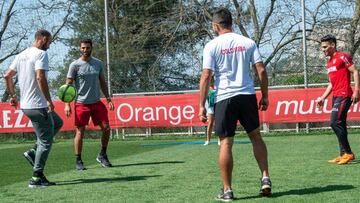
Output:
[
  {"xmin": 260, "ymin": 88, "xmax": 360, "ymax": 123},
  {"xmin": 0, "ymin": 88, "xmax": 359, "ymax": 133}
]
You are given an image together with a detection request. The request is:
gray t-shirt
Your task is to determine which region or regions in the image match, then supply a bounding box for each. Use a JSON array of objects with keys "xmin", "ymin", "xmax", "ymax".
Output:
[
  {"xmin": 9, "ymin": 47, "xmax": 49, "ymax": 109},
  {"xmin": 67, "ymin": 57, "xmax": 103, "ymax": 104}
]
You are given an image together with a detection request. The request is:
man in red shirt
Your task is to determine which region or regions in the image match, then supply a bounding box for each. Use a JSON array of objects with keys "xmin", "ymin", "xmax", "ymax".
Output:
[{"xmin": 316, "ymin": 34, "xmax": 358, "ymax": 165}]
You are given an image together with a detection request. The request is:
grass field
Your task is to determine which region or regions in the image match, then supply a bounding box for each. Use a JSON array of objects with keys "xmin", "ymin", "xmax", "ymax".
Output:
[{"xmin": 0, "ymin": 132, "xmax": 359, "ymax": 202}]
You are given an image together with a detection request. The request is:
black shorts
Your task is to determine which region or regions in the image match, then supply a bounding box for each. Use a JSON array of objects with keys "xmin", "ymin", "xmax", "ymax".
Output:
[{"xmin": 214, "ymin": 94, "xmax": 259, "ymax": 137}]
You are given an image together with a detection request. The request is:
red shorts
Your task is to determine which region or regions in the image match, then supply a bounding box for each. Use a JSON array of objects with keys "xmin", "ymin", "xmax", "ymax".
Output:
[{"xmin": 74, "ymin": 101, "xmax": 109, "ymax": 127}]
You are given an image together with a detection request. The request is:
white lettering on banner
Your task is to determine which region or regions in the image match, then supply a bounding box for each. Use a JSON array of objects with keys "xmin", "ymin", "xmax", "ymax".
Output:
[
  {"xmin": 156, "ymin": 107, "xmax": 167, "ymax": 120},
  {"xmin": 169, "ymin": 106, "xmax": 181, "ymax": 125},
  {"xmin": 14, "ymin": 110, "xmax": 26, "ymax": 128},
  {"xmin": 276, "ymin": 101, "xmax": 298, "ymax": 115},
  {"xmin": 3, "ymin": 110, "xmax": 12, "ymax": 128},
  {"xmin": 276, "ymin": 99, "xmax": 357, "ymax": 115},
  {"xmin": 349, "ymin": 103, "xmax": 358, "ymax": 113},
  {"xmin": 143, "ymin": 107, "xmax": 154, "ymax": 121},
  {"xmin": 116, "ymin": 103, "xmax": 196, "ymax": 125},
  {"xmin": 299, "ymin": 100, "xmax": 314, "ymax": 114},
  {"xmin": 1, "ymin": 109, "xmax": 32, "ymax": 128},
  {"xmin": 183, "ymin": 106, "xmax": 195, "ymax": 120},
  {"xmin": 117, "ymin": 103, "xmax": 133, "ymax": 122}
]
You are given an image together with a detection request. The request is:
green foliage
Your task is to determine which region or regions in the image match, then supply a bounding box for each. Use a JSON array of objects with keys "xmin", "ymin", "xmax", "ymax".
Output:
[{"xmin": 54, "ymin": 0, "xmax": 210, "ymax": 94}]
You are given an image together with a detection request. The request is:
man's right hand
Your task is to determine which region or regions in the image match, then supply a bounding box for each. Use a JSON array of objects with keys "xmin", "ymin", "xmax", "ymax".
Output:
[
  {"xmin": 315, "ymin": 97, "xmax": 324, "ymax": 108},
  {"xmin": 198, "ymin": 106, "xmax": 207, "ymax": 123},
  {"xmin": 65, "ymin": 103, "xmax": 72, "ymax": 117},
  {"xmin": 10, "ymin": 97, "xmax": 18, "ymax": 108},
  {"xmin": 47, "ymin": 101, "xmax": 54, "ymax": 113}
]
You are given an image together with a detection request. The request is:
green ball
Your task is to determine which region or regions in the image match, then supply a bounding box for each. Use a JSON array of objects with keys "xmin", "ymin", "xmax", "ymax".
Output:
[{"xmin": 57, "ymin": 84, "xmax": 77, "ymax": 102}]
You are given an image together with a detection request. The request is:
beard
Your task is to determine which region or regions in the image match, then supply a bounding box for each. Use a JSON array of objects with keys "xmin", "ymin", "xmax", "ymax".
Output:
[
  {"xmin": 40, "ymin": 44, "xmax": 49, "ymax": 51},
  {"xmin": 81, "ymin": 50, "xmax": 92, "ymax": 57}
]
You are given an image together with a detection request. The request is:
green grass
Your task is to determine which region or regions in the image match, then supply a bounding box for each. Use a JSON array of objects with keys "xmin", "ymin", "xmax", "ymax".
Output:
[{"xmin": 0, "ymin": 133, "xmax": 359, "ymax": 202}]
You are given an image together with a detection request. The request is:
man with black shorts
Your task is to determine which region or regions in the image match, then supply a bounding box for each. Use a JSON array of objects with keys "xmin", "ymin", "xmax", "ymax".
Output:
[
  {"xmin": 4, "ymin": 29, "xmax": 63, "ymax": 187},
  {"xmin": 65, "ymin": 39, "xmax": 115, "ymax": 170},
  {"xmin": 316, "ymin": 34, "xmax": 358, "ymax": 165},
  {"xmin": 199, "ymin": 8, "xmax": 271, "ymax": 201}
]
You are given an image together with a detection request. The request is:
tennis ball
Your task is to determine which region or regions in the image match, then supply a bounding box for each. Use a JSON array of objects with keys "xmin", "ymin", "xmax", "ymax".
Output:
[{"xmin": 57, "ymin": 84, "xmax": 77, "ymax": 102}]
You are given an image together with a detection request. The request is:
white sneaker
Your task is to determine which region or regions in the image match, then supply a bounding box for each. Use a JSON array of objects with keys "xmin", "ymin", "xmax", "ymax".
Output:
[{"xmin": 203, "ymin": 141, "xmax": 210, "ymax": 146}]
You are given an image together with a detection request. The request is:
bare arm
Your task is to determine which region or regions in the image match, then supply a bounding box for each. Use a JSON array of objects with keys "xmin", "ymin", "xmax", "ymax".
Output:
[
  {"xmin": 253, "ymin": 62, "xmax": 269, "ymax": 111},
  {"xmin": 36, "ymin": 69, "xmax": 54, "ymax": 112},
  {"xmin": 320, "ymin": 83, "xmax": 333, "ymax": 100},
  {"xmin": 316, "ymin": 83, "xmax": 332, "ymax": 108},
  {"xmin": 348, "ymin": 64, "xmax": 359, "ymax": 104},
  {"xmin": 199, "ymin": 69, "xmax": 212, "ymax": 122},
  {"xmin": 99, "ymin": 73, "xmax": 114, "ymax": 111},
  {"xmin": 64, "ymin": 78, "xmax": 74, "ymax": 117},
  {"xmin": 4, "ymin": 69, "xmax": 18, "ymax": 107}
]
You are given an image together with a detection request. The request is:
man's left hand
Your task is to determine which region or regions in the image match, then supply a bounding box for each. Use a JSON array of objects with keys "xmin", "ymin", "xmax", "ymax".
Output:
[{"xmin": 352, "ymin": 91, "xmax": 359, "ymax": 104}]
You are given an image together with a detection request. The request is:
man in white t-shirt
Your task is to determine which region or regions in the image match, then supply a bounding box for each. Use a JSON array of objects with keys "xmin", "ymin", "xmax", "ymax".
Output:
[
  {"xmin": 4, "ymin": 29, "xmax": 63, "ymax": 188},
  {"xmin": 199, "ymin": 8, "xmax": 271, "ymax": 201}
]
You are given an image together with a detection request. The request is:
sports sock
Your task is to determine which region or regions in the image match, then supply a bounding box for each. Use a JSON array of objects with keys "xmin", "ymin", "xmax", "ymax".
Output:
[
  {"xmin": 33, "ymin": 171, "xmax": 43, "ymax": 178},
  {"xmin": 100, "ymin": 147, "xmax": 107, "ymax": 155},
  {"xmin": 75, "ymin": 154, "xmax": 82, "ymax": 161}
]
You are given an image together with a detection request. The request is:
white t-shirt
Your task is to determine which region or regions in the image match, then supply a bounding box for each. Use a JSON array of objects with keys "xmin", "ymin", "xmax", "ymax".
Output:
[
  {"xmin": 9, "ymin": 47, "xmax": 49, "ymax": 109},
  {"xmin": 202, "ymin": 32, "xmax": 262, "ymax": 103}
]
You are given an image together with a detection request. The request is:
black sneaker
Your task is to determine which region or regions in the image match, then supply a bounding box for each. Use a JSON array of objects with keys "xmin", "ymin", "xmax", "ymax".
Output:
[
  {"xmin": 75, "ymin": 160, "xmax": 87, "ymax": 170},
  {"xmin": 259, "ymin": 177, "xmax": 272, "ymax": 196},
  {"xmin": 28, "ymin": 175, "xmax": 56, "ymax": 188},
  {"xmin": 23, "ymin": 149, "xmax": 35, "ymax": 167},
  {"xmin": 216, "ymin": 188, "xmax": 234, "ymax": 202},
  {"xmin": 96, "ymin": 154, "xmax": 113, "ymax": 167}
]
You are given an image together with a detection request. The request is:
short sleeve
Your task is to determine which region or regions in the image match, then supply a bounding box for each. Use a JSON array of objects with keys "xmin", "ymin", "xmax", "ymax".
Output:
[
  {"xmin": 99, "ymin": 60, "xmax": 104, "ymax": 74},
  {"xmin": 67, "ymin": 62, "xmax": 77, "ymax": 79},
  {"xmin": 340, "ymin": 53, "xmax": 353, "ymax": 69},
  {"xmin": 250, "ymin": 43, "xmax": 262, "ymax": 64},
  {"xmin": 35, "ymin": 52, "xmax": 49, "ymax": 71},
  {"xmin": 202, "ymin": 43, "xmax": 216, "ymax": 71},
  {"xmin": 9, "ymin": 55, "xmax": 19, "ymax": 71}
]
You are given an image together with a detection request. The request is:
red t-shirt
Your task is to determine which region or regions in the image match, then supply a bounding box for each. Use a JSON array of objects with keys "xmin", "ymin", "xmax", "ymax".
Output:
[{"xmin": 326, "ymin": 52, "xmax": 354, "ymax": 97}]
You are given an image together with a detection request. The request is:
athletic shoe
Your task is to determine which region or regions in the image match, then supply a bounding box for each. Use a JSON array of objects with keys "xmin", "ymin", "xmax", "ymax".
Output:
[
  {"xmin": 75, "ymin": 160, "xmax": 87, "ymax": 170},
  {"xmin": 28, "ymin": 175, "xmax": 56, "ymax": 188},
  {"xmin": 328, "ymin": 156, "xmax": 342, "ymax": 163},
  {"xmin": 259, "ymin": 177, "xmax": 272, "ymax": 196},
  {"xmin": 216, "ymin": 188, "xmax": 234, "ymax": 202},
  {"xmin": 23, "ymin": 149, "xmax": 36, "ymax": 167},
  {"xmin": 96, "ymin": 154, "xmax": 113, "ymax": 167},
  {"xmin": 204, "ymin": 141, "xmax": 210, "ymax": 146},
  {"xmin": 338, "ymin": 153, "xmax": 355, "ymax": 165}
]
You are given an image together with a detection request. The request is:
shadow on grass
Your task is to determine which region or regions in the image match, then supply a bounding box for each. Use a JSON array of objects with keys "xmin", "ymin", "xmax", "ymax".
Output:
[
  {"xmin": 56, "ymin": 175, "xmax": 162, "ymax": 186},
  {"xmin": 113, "ymin": 161, "xmax": 185, "ymax": 167},
  {"xmin": 348, "ymin": 160, "xmax": 360, "ymax": 164},
  {"xmin": 237, "ymin": 184, "xmax": 355, "ymax": 200}
]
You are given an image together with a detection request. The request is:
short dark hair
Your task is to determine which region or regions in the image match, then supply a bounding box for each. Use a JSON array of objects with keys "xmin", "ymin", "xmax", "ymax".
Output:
[
  {"xmin": 80, "ymin": 39, "xmax": 92, "ymax": 47},
  {"xmin": 35, "ymin": 29, "xmax": 51, "ymax": 39},
  {"xmin": 320, "ymin": 34, "xmax": 336, "ymax": 45},
  {"xmin": 212, "ymin": 8, "xmax": 232, "ymax": 28}
]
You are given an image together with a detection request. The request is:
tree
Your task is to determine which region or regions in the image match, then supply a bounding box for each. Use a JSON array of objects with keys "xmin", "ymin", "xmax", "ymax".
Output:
[
  {"xmin": 54, "ymin": 0, "xmax": 211, "ymax": 94},
  {"xmin": 0, "ymin": 0, "xmax": 73, "ymax": 101}
]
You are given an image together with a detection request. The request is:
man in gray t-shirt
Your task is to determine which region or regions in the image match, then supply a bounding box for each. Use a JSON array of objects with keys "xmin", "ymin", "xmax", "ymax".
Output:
[{"xmin": 65, "ymin": 39, "xmax": 114, "ymax": 170}]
